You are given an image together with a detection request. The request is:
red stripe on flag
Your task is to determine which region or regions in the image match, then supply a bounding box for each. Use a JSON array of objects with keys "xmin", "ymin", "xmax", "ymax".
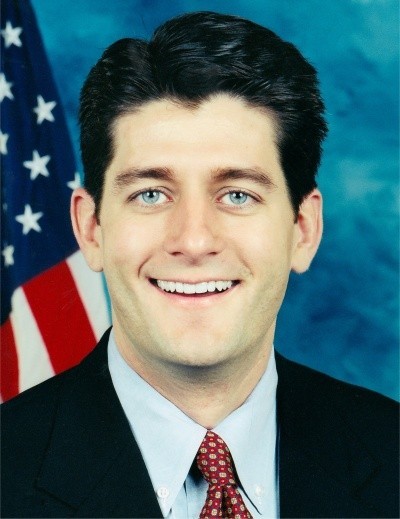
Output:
[
  {"xmin": 1, "ymin": 318, "xmax": 19, "ymax": 401},
  {"xmin": 23, "ymin": 260, "xmax": 97, "ymax": 374}
]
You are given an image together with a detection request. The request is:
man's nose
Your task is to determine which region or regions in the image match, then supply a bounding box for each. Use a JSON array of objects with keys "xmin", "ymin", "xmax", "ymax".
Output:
[{"xmin": 163, "ymin": 198, "xmax": 224, "ymax": 262}]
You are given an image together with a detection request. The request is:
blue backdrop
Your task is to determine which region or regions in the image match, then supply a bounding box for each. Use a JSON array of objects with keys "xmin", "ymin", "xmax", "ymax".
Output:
[{"xmin": 31, "ymin": 0, "xmax": 399, "ymax": 400}]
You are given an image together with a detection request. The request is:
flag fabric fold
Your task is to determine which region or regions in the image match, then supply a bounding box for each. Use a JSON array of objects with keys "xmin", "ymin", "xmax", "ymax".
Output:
[{"xmin": 1, "ymin": 0, "xmax": 110, "ymax": 402}]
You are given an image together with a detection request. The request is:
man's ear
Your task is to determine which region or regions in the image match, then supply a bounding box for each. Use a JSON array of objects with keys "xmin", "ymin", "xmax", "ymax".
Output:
[
  {"xmin": 291, "ymin": 189, "xmax": 323, "ymax": 273},
  {"xmin": 70, "ymin": 188, "xmax": 103, "ymax": 272}
]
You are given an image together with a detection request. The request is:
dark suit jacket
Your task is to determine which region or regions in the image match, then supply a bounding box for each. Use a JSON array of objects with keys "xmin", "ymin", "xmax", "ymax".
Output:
[{"xmin": 2, "ymin": 329, "xmax": 399, "ymax": 518}]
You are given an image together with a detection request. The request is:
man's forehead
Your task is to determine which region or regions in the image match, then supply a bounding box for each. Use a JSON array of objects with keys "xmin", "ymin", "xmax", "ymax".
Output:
[
  {"xmin": 108, "ymin": 95, "xmax": 280, "ymax": 162},
  {"xmin": 104, "ymin": 94, "xmax": 284, "ymax": 188},
  {"xmin": 112, "ymin": 93, "xmax": 278, "ymax": 132}
]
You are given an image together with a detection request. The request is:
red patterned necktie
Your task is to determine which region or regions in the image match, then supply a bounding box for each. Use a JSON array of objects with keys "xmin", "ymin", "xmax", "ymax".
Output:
[{"xmin": 196, "ymin": 430, "xmax": 252, "ymax": 519}]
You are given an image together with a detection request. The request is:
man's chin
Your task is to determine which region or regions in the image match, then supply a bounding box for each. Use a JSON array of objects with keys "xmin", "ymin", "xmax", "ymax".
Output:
[{"xmin": 155, "ymin": 333, "xmax": 243, "ymax": 371}]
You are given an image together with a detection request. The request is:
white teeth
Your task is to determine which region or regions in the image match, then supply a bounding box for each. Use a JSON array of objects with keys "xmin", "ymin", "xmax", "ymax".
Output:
[
  {"xmin": 207, "ymin": 281, "xmax": 216, "ymax": 292},
  {"xmin": 195, "ymin": 282, "xmax": 208, "ymax": 294},
  {"xmin": 183, "ymin": 283, "xmax": 196, "ymax": 294},
  {"xmin": 156, "ymin": 279, "xmax": 233, "ymax": 294}
]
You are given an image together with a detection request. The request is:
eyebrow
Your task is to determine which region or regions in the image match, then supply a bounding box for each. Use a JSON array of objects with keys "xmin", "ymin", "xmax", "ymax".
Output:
[
  {"xmin": 113, "ymin": 167, "xmax": 174, "ymax": 191},
  {"xmin": 212, "ymin": 167, "xmax": 277, "ymax": 190}
]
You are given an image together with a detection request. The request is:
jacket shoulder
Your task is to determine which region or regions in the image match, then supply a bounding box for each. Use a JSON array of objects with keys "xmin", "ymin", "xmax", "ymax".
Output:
[
  {"xmin": 1, "ymin": 367, "xmax": 79, "ymax": 517},
  {"xmin": 276, "ymin": 352, "xmax": 399, "ymax": 518},
  {"xmin": 1, "ymin": 331, "xmax": 112, "ymax": 518},
  {"xmin": 276, "ymin": 352, "xmax": 399, "ymax": 478},
  {"xmin": 1, "ymin": 351, "xmax": 89, "ymax": 431},
  {"xmin": 1, "ymin": 328, "xmax": 110, "ymax": 424},
  {"xmin": 276, "ymin": 352, "xmax": 398, "ymax": 418},
  {"xmin": 1, "ymin": 329, "xmax": 111, "ymax": 458}
]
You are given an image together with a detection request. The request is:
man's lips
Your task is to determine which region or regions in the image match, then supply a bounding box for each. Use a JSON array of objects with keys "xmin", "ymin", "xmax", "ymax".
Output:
[{"xmin": 149, "ymin": 278, "xmax": 240, "ymax": 296}]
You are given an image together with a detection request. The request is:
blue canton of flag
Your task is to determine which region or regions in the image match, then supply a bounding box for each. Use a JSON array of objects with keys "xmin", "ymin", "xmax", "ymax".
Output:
[{"xmin": 1, "ymin": 0, "xmax": 110, "ymax": 401}]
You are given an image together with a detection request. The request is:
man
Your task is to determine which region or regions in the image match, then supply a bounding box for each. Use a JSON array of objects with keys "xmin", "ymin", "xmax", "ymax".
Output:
[{"xmin": 2, "ymin": 11, "xmax": 398, "ymax": 519}]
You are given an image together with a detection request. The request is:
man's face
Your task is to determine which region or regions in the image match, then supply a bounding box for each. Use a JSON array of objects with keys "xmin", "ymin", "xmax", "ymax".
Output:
[{"xmin": 75, "ymin": 95, "xmax": 320, "ymax": 375}]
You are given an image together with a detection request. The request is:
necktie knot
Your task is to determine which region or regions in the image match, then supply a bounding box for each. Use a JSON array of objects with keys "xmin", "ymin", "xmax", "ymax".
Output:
[
  {"xmin": 196, "ymin": 431, "xmax": 236, "ymax": 487},
  {"xmin": 196, "ymin": 431, "xmax": 252, "ymax": 518}
]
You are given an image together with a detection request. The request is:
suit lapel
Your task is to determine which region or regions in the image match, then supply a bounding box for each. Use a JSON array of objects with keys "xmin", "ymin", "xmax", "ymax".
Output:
[
  {"xmin": 275, "ymin": 352, "xmax": 383, "ymax": 518},
  {"xmin": 36, "ymin": 330, "xmax": 162, "ymax": 518}
]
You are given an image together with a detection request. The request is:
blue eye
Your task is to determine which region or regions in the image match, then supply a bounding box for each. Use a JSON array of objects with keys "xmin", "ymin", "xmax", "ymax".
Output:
[
  {"xmin": 139, "ymin": 190, "xmax": 165, "ymax": 204},
  {"xmin": 226, "ymin": 191, "xmax": 249, "ymax": 205}
]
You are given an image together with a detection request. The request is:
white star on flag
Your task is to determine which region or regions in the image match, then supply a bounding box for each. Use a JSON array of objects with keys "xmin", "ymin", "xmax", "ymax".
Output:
[
  {"xmin": 33, "ymin": 95, "xmax": 56, "ymax": 124},
  {"xmin": 67, "ymin": 172, "xmax": 81, "ymax": 190},
  {"xmin": 2, "ymin": 244, "xmax": 15, "ymax": 267},
  {"xmin": 23, "ymin": 150, "xmax": 50, "ymax": 180},
  {"xmin": 0, "ymin": 130, "xmax": 9, "ymax": 155},
  {"xmin": 1, "ymin": 21, "xmax": 23, "ymax": 48},
  {"xmin": 1, "ymin": 245, "xmax": 15, "ymax": 267},
  {"xmin": 0, "ymin": 73, "xmax": 14, "ymax": 102},
  {"xmin": 15, "ymin": 204, "xmax": 43, "ymax": 235}
]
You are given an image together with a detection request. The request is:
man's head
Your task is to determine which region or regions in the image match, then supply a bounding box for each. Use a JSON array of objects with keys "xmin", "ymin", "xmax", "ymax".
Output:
[
  {"xmin": 79, "ymin": 11, "xmax": 327, "ymax": 218},
  {"xmin": 72, "ymin": 11, "xmax": 325, "ymax": 390}
]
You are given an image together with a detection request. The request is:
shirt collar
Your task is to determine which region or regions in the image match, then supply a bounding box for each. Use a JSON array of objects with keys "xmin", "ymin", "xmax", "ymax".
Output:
[
  {"xmin": 214, "ymin": 353, "xmax": 277, "ymax": 513},
  {"xmin": 108, "ymin": 330, "xmax": 277, "ymax": 516}
]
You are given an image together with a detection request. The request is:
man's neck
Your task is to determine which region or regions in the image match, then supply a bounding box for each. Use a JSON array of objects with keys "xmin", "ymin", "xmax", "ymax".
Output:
[{"xmin": 117, "ymin": 342, "xmax": 272, "ymax": 429}]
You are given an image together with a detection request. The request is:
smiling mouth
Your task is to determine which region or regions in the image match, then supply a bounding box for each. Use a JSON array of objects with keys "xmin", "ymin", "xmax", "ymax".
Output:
[{"xmin": 150, "ymin": 279, "xmax": 240, "ymax": 296}]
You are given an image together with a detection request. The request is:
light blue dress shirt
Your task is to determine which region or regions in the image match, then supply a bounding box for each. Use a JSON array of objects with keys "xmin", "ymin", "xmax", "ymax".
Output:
[{"xmin": 108, "ymin": 331, "xmax": 278, "ymax": 518}]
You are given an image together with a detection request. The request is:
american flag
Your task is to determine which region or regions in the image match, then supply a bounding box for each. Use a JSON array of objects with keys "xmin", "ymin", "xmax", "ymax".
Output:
[{"xmin": 0, "ymin": 0, "xmax": 110, "ymax": 402}]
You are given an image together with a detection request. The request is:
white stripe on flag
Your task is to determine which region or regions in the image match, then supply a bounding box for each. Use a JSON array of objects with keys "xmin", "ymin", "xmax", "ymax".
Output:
[
  {"xmin": 67, "ymin": 251, "xmax": 111, "ymax": 340},
  {"xmin": 10, "ymin": 287, "xmax": 55, "ymax": 393}
]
